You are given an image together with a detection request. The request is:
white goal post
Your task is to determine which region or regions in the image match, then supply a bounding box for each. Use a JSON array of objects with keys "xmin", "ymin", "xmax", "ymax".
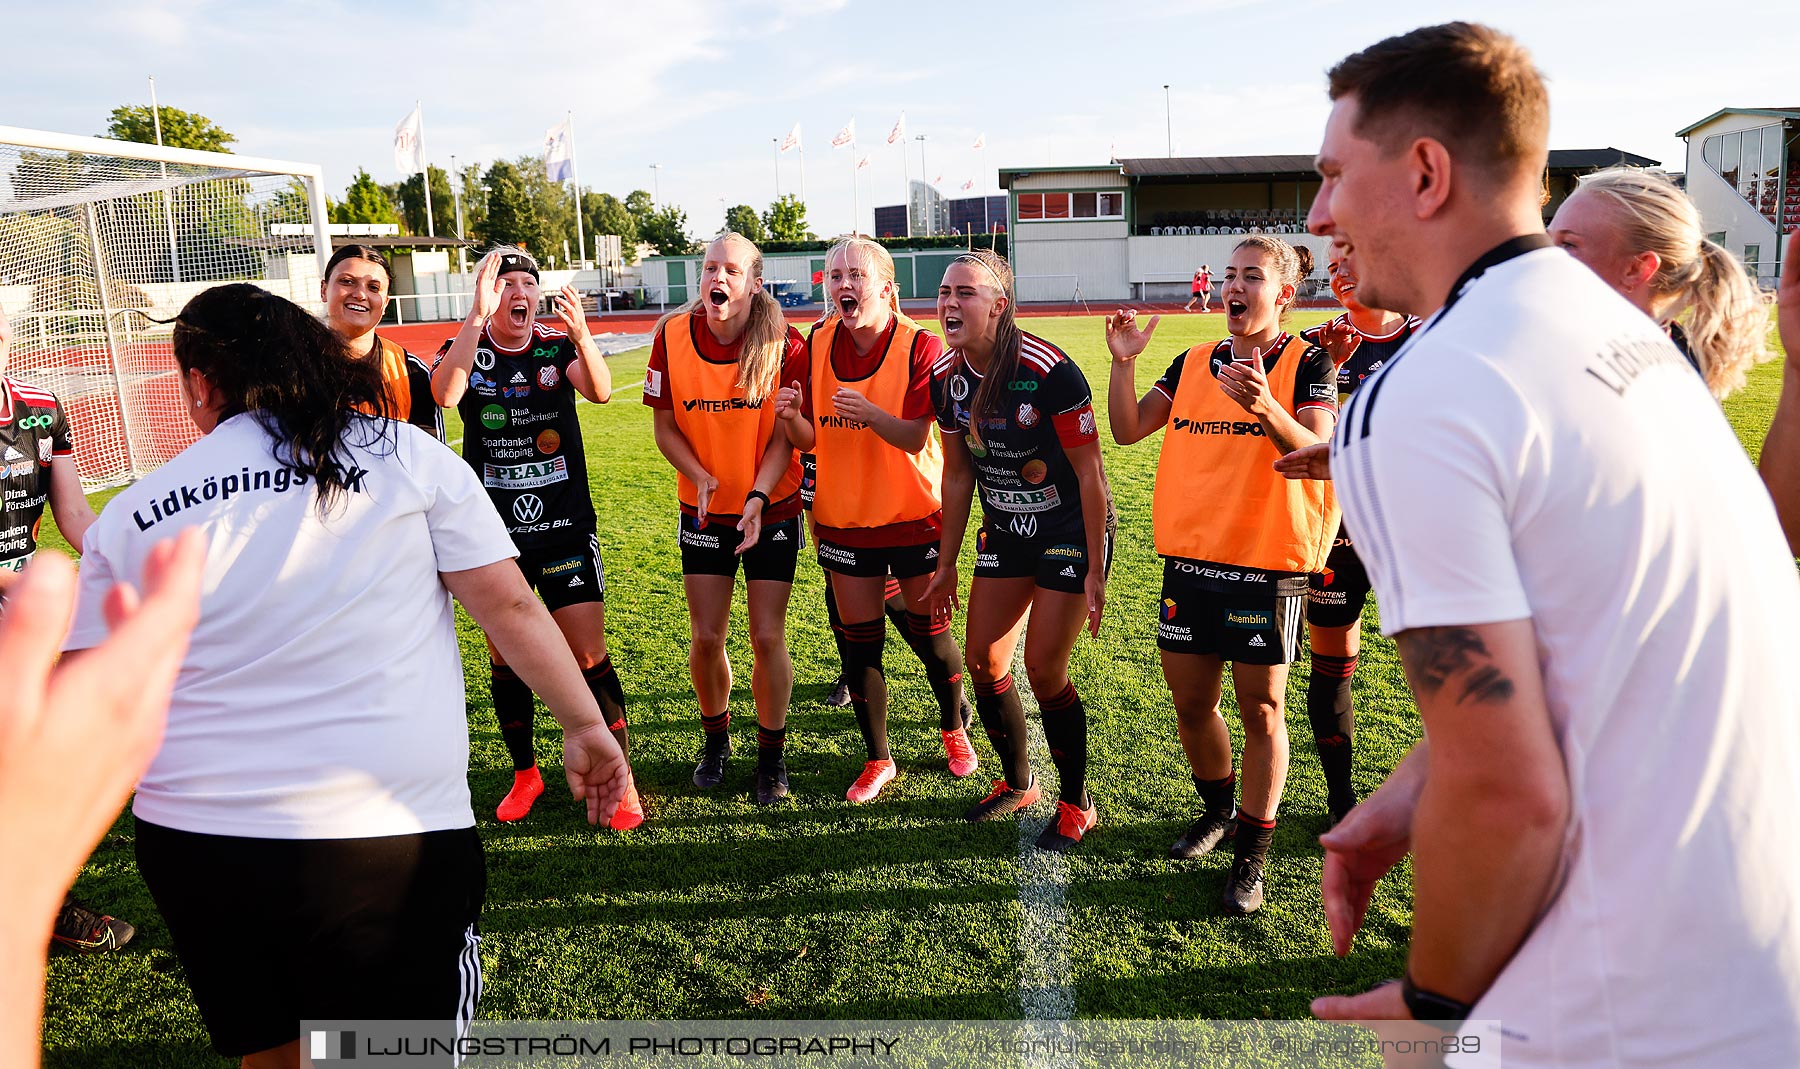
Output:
[{"xmin": 0, "ymin": 125, "xmax": 330, "ymax": 489}]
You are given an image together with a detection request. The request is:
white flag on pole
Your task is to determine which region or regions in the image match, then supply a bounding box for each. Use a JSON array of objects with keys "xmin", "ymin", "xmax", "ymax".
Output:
[
  {"xmin": 780, "ymin": 123, "xmax": 801, "ymax": 153},
  {"xmin": 393, "ymin": 104, "xmax": 425, "ymax": 175},
  {"xmin": 971, "ymin": 133, "xmax": 986, "ymax": 151},
  {"xmin": 932, "ymin": 173, "xmax": 943, "ymax": 187},
  {"xmin": 543, "ymin": 117, "xmax": 574, "ymax": 182},
  {"xmin": 857, "ymin": 154, "xmax": 871, "ymax": 170},
  {"xmin": 831, "ymin": 120, "xmax": 856, "ymax": 149},
  {"xmin": 887, "ymin": 113, "xmax": 906, "ymax": 145},
  {"xmin": 962, "ymin": 177, "xmax": 975, "ymax": 191}
]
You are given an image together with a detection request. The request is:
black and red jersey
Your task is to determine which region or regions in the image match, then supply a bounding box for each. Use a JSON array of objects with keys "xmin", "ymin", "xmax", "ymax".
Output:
[
  {"xmin": 1152, "ymin": 333, "xmax": 1339, "ymax": 417},
  {"xmin": 446, "ymin": 322, "xmax": 594, "ymax": 549},
  {"xmin": 930, "ymin": 331, "xmax": 1100, "ymax": 542},
  {"xmin": 1299, "ymin": 314, "xmax": 1420, "ymax": 403},
  {"xmin": 0, "ymin": 377, "xmax": 74, "ymax": 570}
]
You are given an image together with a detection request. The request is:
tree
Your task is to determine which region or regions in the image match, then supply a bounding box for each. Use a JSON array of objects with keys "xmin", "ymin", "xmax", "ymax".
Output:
[
  {"xmin": 722, "ymin": 204, "xmax": 767, "ymax": 242},
  {"xmin": 396, "ymin": 165, "xmax": 456, "ymax": 237},
  {"xmin": 453, "ymin": 161, "xmax": 487, "ymax": 239},
  {"xmin": 583, "ymin": 192, "xmax": 638, "ymax": 264},
  {"xmin": 763, "ymin": 195, "xmax": 811, "ymax": 242},
  {"xmin": 103, "ymin": 105, "xmax": 236, "ymax": 153},
  {"xmin": 476, "ymin": 159, "xmax": 549, "ymax": 253},
  {"xmin": 624, "ymin": 189, "xmax": 654, "ymax": 226},
  {"xmin": 640, "ymin": 203, "xmax": 697, "ymax": 256},
  {"xmin": 333, "ymin": 169, "xmax": 401, "ymax": 226}
]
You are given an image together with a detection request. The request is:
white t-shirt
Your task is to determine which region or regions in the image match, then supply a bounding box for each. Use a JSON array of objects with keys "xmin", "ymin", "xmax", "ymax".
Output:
[
  {"xmin": 65, "ymin": 413, "xmax": 517, "ymax": 839},
  {"xmin": 1333, "ymin": 241, "xmax": 1800, "ymax": 1068}
]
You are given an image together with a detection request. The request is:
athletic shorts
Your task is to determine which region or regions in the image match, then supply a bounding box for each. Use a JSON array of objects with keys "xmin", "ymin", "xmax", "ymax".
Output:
[
  {"xmin": 1156, "ymin": 562, "xmax": 1305, "ymax": 665},
  {"xmin": 972, "ymin": 523, "xmax": 1113, "ymax": 594},
  {"xmin": 817, "ymin": 537, "xmax": 939, "ymax": 580},
  {"xmin": 679, "ymin": 513, "xmax": 802, "ymax": 582},
  {"xmin": 1306, "ymin": 533, "xmax": 1371, "ymax": 629},
  {"xmin": 135, "ymin": 820, "xmax": 485, "ymax": 1058},
  {"xmin": 517, "ymin": 533, "xmax": 605, "ymax": 612}
]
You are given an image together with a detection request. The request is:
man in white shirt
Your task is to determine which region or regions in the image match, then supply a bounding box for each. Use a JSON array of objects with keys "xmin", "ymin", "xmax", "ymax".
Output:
[{"xmin": 1301, "ymin": 22, "xmax": 1800, "ymax": 1068}]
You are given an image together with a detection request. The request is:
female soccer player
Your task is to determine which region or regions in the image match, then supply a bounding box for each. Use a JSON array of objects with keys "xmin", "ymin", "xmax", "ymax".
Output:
[
  {"xmin": 645, "ymin": 233, "xmax": 807, "ymax": 805},
  {"xmin": 1184, "ymin": 264, "xmax": 1213, "ymax": 313},
  {"xmin": 1295, "ymin": 240, "xmax": 1416, "ymax": 827},
  {"xmin": 66, "ymin": 285, "xmax": 631, "ymax": 1066},
  {"xmin": 1107, "ymin": 235, "xmax": 1338, "ymax": 913},
  {"xmin": 1549, "ymin": 167, "xmax": 1770, "ymax": 399},
  {"xmin": 771, "ymin": 237, "xmax": 974, "ymax": 803},
  {"xmin": 319, "ymin": 244, "xmax": 441, "ymax": 437},
  {"xmin": 925, "ymin": 249, "xmax": 1113, "ymax": 851},
  {"xmin": 433, "ymin": 248, "xmax": 640, "ymax": 829}
]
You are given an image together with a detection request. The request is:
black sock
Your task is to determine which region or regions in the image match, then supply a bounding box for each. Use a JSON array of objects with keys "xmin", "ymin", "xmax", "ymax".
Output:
[
  {"xmin": 1195, "ymin": 771, "xmax": 1237, "ymax": 817},
  {"xmin": 1308, "ymin": 653, "xmax": 1358, "ymax": 809},
  {"xmin": 757, "ymin": 724, "xmax": 786, "ymax": 766},
  {"xmin": 823, "ymin": 577, "xmax": 852, "ymax": 680},
  {"xmin": 701, "ymin": 708, "xmax": 730, "ymax": 751},
  {"xmin": 882, "ymin": 577, "xmax": 907, "ymax": 631},
  {"xmin": 490, "ymin": 663, "xmax": 536, "ymax": 772},
  {"xmin": 1234, "ymin": 811, "xmax": 1277, "ymax": 866},
  {"xmin": 842, "ymin": 618, "xmax": 890, "ymax": 761},
  {"xmin": 973, "ymin": 674, "xmax": 1031, "ymax": 789},
  {"xmin": 901, "ymin": 610, "xmax": 968, "ymax": 732},
  {"xmin": 584, "ymin": 656, "xmax": 629, "ymax": 760},
  {"xmin": 1038, "ymin": 681, "xmax": 1089, "ymax": 806}
]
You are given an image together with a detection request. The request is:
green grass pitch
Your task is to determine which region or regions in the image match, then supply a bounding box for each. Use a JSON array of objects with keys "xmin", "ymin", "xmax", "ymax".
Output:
[{"xmin": 37, "ymin": 311, "xmax": 1790, "ymax": 1066}]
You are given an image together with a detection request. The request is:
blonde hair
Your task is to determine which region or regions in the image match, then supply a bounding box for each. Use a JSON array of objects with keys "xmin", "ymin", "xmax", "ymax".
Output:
[
  {"xmin": 1575, "ymin": 167, "xmax": 1770, "ymax": 398},
  {"xmin": 652, "ymin": 232, "xmax": 788, "ymax": 404},
  {"xmin": 1233, "ymin": 235, "xmax": 1315, "ymax": 320},
  {"xmin": 951, "ymin": 248, "xmax": 1020, "ymax": 451},
  {"xmin": 821, "ymin": 236, "xmax": 902, "ymax": 323}
]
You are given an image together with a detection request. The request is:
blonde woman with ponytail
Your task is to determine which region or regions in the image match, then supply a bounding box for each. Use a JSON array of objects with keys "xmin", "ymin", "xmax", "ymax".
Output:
[
  {"xmin": 772, "ymin": 237, "xmax": 974, "ymax": 804},
  {"xmin": 924, "ymin": 249, "xmax": 1115, "ymax": 851},
  {"xmin": 644, "ymin": 233, "xmax": 809, "ymax": 804},
  {"xmin": 1550, "ymin": 167, "xmax": 1770, "ymax": 399}
]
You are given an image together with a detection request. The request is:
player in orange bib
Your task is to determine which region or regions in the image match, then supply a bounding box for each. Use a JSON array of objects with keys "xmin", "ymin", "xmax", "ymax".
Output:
[
  {"xmin": 645, "ymin": 233, "xmax": 808, "ymax": 805},
  {"xmin": 1107, "ymin": 235, "xmax": 1339, "ymax": 913},
  {"xmin": 320, "ymin": 245, "xmax": 442, "ymax": 438},
  {"xmin": 772, "ymin": 237, "xmax": 974, "ymax": 804}
]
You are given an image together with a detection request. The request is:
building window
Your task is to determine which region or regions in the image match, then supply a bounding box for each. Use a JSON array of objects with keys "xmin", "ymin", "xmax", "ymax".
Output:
[
  {"xmin": 1703, "ymin": 135, "xmax": 1722, "ymax": 170},
  {"xmin": 1720, "ymin": 130, "xmax": 1741, "ymax": 187},
  {"xmin": 1014, "ymin": 191, "xmax": 1124, "ymax": 222}
]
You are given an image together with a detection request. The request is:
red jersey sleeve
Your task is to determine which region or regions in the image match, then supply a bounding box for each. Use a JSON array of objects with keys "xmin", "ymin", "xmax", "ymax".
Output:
[
  {"xmin": 642, "ymin": 329, "xmax": 672, "ymax": 410},
  {"xmin": 902, "ymin": 330, "xmax": 943, "ymax": 421}
]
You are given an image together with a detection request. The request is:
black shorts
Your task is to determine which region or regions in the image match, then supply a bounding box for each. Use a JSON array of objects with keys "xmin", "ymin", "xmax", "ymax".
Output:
[
  {"xmin": 135, "ymin": 820, "xmax": 485, "ymax": 1058},
  {"xmin": 1157, "ymin": 562, "xmax": 1305, "ymax": 665},
  {"xmin": 1307, "ymin": 532, "xmax": 1371, "ymax": 628},
  {"xmin": 817, "ymin": 537, "xmax": 939, "ymax": 579},
  {"xmin": 517, "ymin": 534, "xmax": 604, "ymax": 612},
  {"xmin": 972, "ymin": 523, "xmax": 1112, "ymax": 594},
  {"xmin": 679, "ymin": 513, "xmax": 803, "ymax": 583}
]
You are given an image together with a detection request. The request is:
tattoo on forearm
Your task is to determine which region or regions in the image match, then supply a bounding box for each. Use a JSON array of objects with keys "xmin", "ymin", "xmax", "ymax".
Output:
[{"xmin": 1398, "ymin": 627, "xmax": 1516, "ymax": 705}]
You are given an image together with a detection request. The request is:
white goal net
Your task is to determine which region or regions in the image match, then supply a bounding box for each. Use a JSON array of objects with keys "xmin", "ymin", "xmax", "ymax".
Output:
[{"xmin": 0, "ymin": 126, "xmax": 328, "ymax": 489}]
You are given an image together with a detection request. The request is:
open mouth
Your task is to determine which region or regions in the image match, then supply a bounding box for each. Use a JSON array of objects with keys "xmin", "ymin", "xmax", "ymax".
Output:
[
  {"xmin": 1227, "ymin": 301, "xmax": 1247, "ymax": 317},
  {"xmin": 508, "ymin": 301, "xmax": 530, "ymax": 326},
  {"xmin": 838, "ymin": 294, "xmax": 860, "ymax": 317},
  {"xmin": 942, "ymin": 314, "xmax": 964, "ymax": 333},
  {"xmin": 344, "ymin": 302, "xmax": 370, "ymax": 315},
  {"xmin": 709, "ymin": 287, "xmax": 729, "ymax": 307}
]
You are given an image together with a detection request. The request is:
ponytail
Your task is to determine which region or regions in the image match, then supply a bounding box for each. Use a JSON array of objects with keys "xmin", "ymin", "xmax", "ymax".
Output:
[
  {"xmin": 956, "ymin": 248, "xmax": 1020, "ymax": 451},
  {"xmin": 1681, "ymin": 239, "xmax": 1769, "ymax": 399},
  {"xmin": 172, "ymin": 284, "xmax": 387, "ymax": 513}
]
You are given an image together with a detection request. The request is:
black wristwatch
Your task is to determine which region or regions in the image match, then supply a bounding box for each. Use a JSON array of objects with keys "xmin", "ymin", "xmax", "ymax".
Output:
[
  {"xmin": 1401, "ymin": 971, "xmax": 1472, "ymax": 1030},
  {"xmin": 745, "ymin": 490, "xmax": 771, "ymax": 509}
]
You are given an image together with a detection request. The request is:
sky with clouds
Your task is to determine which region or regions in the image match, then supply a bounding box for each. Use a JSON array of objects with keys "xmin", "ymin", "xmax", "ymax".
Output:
[{"xmin": 5, "ymin": 0, "xmax": 1796, "ymax": 242}]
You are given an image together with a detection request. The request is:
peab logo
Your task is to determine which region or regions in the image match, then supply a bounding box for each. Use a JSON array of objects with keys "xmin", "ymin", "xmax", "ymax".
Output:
[{"xmin": 512, "ymin": 494, "xmax": 545, "ymax": 524}]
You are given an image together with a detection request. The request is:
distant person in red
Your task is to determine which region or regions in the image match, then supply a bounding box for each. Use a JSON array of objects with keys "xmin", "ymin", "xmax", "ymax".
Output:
[{"xmin": 1184, "ymin": 265, "xmax": 1213, "ymax": 312}]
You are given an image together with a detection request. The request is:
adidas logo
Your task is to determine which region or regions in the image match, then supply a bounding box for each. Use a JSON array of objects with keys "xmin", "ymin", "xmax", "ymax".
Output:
[
  {"xmin": 1248, "ymin": 634, "xmax": 1266, "ymax": 648},
  {"xmin": 568, "ymin": 576, "xmax": 584, "ymax": 586},
  {"xmin": 1058, "ymin": 565, "xmax": 1077, "ymax": 578},
  {"xmin": 925, "ymin": 547, "xmax": 938, "ymax": 559},
  {"xmin": 2, "ymin": 446, "xmax": 22, "ymax": 461},
  {"xmin": 771, "ymin": 530, "xmax": 788, "ymax": 541}
]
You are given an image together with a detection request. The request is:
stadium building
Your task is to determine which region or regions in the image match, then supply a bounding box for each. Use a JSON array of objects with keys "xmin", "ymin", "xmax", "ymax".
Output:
[
  {"xmin": 1000, "ymin": 149, "xmax": 1658, "ymax": 303},
  {"xmin": 1677, "ymin": 107, "xmax": 1798, "ymax": 284},
  {"xmin": 873, "ymin": 182, "xmax": 1006, "ymax": 239}
]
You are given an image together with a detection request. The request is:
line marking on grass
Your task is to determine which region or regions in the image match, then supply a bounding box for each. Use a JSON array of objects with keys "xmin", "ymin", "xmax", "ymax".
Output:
[{"xmin": 1010, "ymin": 634, "xmax": 1076, "ymax": 1031}]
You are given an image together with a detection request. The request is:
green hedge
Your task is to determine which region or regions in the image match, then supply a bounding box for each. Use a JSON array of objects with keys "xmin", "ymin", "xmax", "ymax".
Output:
[{"xmin": 754, "ymin": 233, "xmax": 1007, "ymax": 257}]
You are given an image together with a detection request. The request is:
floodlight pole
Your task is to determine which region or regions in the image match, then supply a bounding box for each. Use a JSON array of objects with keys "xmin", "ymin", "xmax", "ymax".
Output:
[
  {"xmin": 1164, "ymin": 85, "xmax": 1172, "ymax": 157},
  {"xmin": 568, "ymin": 111, "xmax": 587, "ymax": 267},
  {"xmin": 450, "ymin": 153, "xmax": 467, "ymax": 276},
  {"xmin": 416, "ymin": 101, "xmax": 435, "ymax": 238},
  {"xmin": 916, "ymin": 135, "xmax": 930, "ymax": 236},
  {"xmin": 148, "ymin": 76, "xmax": 181, "ymax": 283}
]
